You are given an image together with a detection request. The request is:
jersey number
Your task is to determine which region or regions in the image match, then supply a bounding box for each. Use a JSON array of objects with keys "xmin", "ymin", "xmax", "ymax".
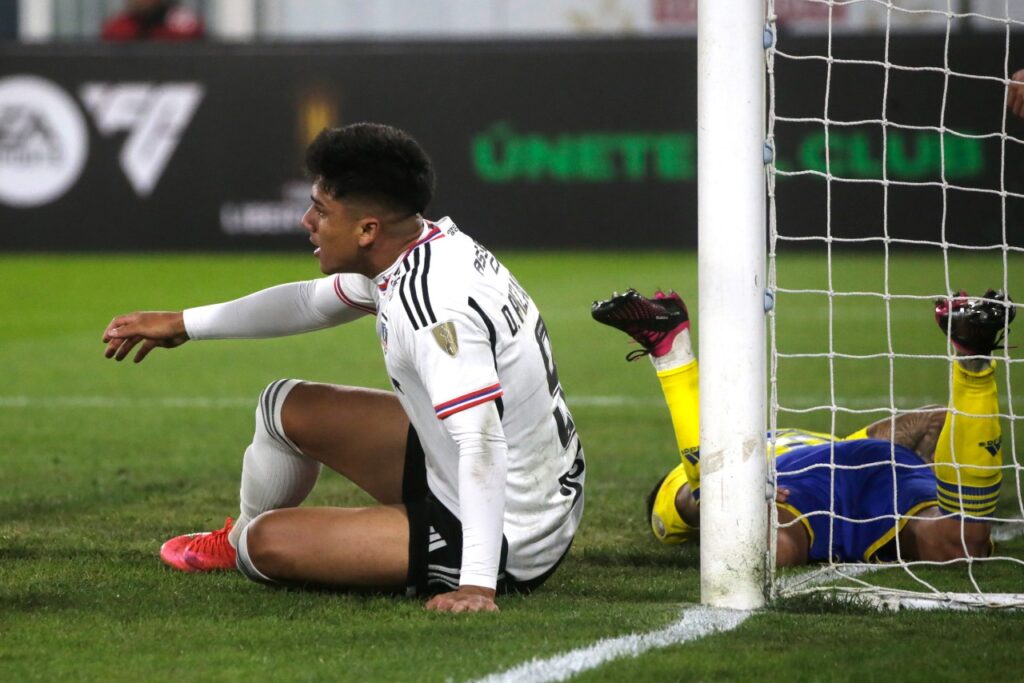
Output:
[
  {"xmin": 535, "ymin": 316, "xmax": 577, "ymax": 448},
  {"xmin": 558, "ymin": 443, "xmax": 585, "ymax": 507}
]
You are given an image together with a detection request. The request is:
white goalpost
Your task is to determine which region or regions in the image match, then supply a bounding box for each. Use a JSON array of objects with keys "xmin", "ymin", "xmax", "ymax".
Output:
[
  {"xmin": 761, "ymin": 0, "xmax": 1024, "ymax": 610},
  {"xmin": 697, "ymin": 0, "xmax": 769, "ymax": 609}
]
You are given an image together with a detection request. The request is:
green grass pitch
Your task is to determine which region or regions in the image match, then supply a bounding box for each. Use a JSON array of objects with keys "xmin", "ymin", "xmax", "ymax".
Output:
[{"xmin": 1, "ymin": 250, "xmax": 1022, "ymax": 681}]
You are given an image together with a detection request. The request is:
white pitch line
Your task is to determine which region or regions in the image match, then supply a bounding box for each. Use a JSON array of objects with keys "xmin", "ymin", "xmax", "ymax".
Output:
[
  {"xmin": 471, "ymin": 563, "xmax": 902, "ymax": 683},
  {"xmin": 992, "ymin": 516, "xmax": 1024, "ymax": 542},
  {"xmin": 468, "ymin": 605, "xmax": 751, "ymax": 683}
]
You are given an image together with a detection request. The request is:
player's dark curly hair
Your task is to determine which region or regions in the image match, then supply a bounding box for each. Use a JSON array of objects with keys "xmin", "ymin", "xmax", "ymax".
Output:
[{"xmin": 305, "ymin": 123, "xmax": 435, "ymax": 217}]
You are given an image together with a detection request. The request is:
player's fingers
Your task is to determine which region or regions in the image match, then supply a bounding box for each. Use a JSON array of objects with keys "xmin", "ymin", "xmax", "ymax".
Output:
[
  {"xmin": 461, "ymin": 597, "xmax": 498, "ymax": 613},
  {"xmin": 113, "ymin": 336, "xmax": 142, "ymax": 362},
  {"xmin": 1014, "ymin": 96, "xmax": 1024, "ymax": 120},
  {"xmin": 103, "ymin": 337, "xmax": 123, "ymax": 358},
  {"xmin": 133, "ymin": 339, "xmax": 160, "ymax": 364},
  {"xmin": 423, "ymin": 595, "xmax": 447, "ymax": 611},
  {"xmin": 103, "ymin": 314, "xmax": 138, "ymax": 341}
]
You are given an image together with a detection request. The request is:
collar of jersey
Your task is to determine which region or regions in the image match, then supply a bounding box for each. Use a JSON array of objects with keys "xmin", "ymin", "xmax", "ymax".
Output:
[{"xmin": 373, "ymin": 220, "xmax": 445, "ymax": 291}]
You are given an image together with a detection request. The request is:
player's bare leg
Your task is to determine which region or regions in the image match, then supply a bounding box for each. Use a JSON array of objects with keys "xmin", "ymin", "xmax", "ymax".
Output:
[
  {"xmin": 278, "ymin": 382, "xmax": 410, "ymax": 504},
  {"xmin": 161, "ymin": 380, "xmax": 411, "ymax": 573},
  {"xmin": 239, "ymin": 505, "xmax": 410, "ymax": 588},
  {"xmin": 899, "ymin": 506, "xmax": 991, "ymax": 561}
]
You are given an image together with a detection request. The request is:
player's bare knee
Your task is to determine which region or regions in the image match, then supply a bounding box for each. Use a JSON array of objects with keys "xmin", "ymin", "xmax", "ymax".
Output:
[
  {"xmin": 277, "ymin": 382, "xmax": 320, "ymax": 442},
  {"xmin": 918, "ymin": 523, "xmax": 991, "ymax": 561},
  {"xmin": 960, "ymin": 523, "xmax": 993, "ymax": 558},
  {"xmin": 925, "ymin": 538, "xmax": 970, "ymax": 562},
  {"xmin": 241, "ymin": 511, "xmax": 293, "ymax": 580}
]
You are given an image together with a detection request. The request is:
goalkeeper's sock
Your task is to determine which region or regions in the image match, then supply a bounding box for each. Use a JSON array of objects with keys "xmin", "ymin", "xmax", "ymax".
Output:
[
  {"xmin": 651, "ymin": 325, "xmax": 695, "ymax": 373},
  {"xmin": 656, "ymin": 353, "xmax": 701, "ymax": 496},
  {"xmin": 934, "ymin": 361, "xmax": 1002, "ymax": 517},
  {"xmin": 228, "ymin": 379, "xmax": 322, "ymax": 549}
]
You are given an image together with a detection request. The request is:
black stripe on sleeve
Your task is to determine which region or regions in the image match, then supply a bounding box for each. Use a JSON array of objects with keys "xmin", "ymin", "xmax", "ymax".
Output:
[
  {"xmin": 398, "ymin": 264, "xmax": 420, "ymax": 330},
  {"xmin": 407, "ymin": 249, "xmax": 429, "ymax": 328},
  {"xmin": 421, "ymin": 243, "xmax": 437, "ymax": 324}
]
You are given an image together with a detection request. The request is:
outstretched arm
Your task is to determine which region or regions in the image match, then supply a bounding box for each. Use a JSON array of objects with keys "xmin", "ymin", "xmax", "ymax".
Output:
[
  {"xmin": 102, "ymin": 276, "xmax": 373, "ymax": 363},
  {"xmin": 1009, "ymin": 69, "xmax": 1024, "ymax": 120}
]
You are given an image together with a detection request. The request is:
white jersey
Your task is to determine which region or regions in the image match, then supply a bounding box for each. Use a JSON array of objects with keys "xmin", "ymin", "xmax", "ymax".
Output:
[{"xmin": 336, "ymin": 218, "xmax": 585, "ymax": 581}]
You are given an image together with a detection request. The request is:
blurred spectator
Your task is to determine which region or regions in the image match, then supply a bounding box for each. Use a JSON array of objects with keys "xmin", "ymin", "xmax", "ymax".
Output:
[
  {"xmin": 1009, "ymin": 69, "xmax": 1024, "ymax": 120},
  {"xmin": 101, "ymin": 0, "xmax": 203, "ymax": 41}
]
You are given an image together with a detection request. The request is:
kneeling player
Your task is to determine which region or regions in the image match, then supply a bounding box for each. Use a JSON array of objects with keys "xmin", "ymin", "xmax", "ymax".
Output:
[
  {"xmin": 592, "ymin": 287, "xmax": 1014, "ymax": 565},
  {"xmin": 103, "ymin": 123, "xmax": 584, "ymax": 613}
]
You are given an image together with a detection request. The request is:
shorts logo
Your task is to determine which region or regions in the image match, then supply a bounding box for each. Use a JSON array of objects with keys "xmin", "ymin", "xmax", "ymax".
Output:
[
  {"xmin": 0, "ymin": 75, "xmax": 88, "ymax": 207},
  {"xmin": 428, "ymin": 527, "xmax": 448, "ymax": 553},
  {"xmin": 431, "ymin": 321, "xmax": 459, "ymax": 357}
]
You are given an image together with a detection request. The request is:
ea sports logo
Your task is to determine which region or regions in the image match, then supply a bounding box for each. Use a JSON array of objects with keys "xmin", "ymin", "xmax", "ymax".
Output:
[{"xmin": 0, "ymin": 75, "xmax": 88, "ymax": 207}]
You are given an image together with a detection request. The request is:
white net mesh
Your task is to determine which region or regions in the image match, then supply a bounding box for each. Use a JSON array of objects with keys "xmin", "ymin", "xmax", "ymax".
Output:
[{"xmin": 766, "ymin": 0, "xmax": 1024, "ymax": 608}]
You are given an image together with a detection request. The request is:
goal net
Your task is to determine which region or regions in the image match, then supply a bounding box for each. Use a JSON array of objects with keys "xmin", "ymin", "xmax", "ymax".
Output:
[{"xmin": 765, "ymin": 0, "xmax": 1024, "ymax": 609}]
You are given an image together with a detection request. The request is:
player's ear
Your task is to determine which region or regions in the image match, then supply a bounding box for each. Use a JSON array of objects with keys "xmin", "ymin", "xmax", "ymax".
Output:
[{"xmin": 356, "ymin": 217, "xmax": 381, "ymax": 247}]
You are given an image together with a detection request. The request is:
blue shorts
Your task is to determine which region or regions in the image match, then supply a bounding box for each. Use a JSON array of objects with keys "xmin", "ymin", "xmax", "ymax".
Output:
[{"xmin": 777, "ymin": 439, "xmax": 937, "ymax": 563}]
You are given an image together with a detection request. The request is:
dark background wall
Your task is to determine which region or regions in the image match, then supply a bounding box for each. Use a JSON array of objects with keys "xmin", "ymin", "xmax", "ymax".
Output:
[{"xmin": 0, "ymin": 36, "xmax": 1020, "ymax": 251}]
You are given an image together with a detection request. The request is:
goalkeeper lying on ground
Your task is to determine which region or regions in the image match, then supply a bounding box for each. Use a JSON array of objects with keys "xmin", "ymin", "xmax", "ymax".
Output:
[{"xmin": 592, "ymin": 288, "xmax": 1015, "ymax": 566}]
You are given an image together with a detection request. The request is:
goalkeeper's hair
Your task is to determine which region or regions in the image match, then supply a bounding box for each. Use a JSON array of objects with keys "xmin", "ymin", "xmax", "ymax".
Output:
[
  {"xmin": 305, "ymin": 122, "xmax": 435, "ymax": 217},
  {"xmin": 645, "ymin": 473, "xmax": 669, "ymax": 524}
]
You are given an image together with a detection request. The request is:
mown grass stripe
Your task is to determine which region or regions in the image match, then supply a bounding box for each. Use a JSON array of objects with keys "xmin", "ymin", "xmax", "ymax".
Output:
[{"xmin": 4, "ymin": 394, "xmax": 1020, "ymax": 410}]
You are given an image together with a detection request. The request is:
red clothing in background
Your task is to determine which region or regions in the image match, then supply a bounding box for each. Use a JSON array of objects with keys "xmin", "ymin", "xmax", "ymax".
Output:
[{"xmin": 101, "ymin": 4, "xmax": 203, "ymax": 41}]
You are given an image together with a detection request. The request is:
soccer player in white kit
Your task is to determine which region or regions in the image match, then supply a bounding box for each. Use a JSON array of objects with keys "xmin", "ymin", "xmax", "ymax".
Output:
[{"xmin": 102, "ymin": 123, "xmax": 585, "ymax": 613}]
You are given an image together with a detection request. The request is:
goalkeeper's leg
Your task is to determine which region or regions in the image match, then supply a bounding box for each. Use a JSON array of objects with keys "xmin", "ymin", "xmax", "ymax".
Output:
[
  {"xmin": 592, "ymin": 289, "xmax": 700, "ymax": 542},
  {"xmin": 932, "ymin": 360, "xmax": 1002, "ymax": 519},
  {"xmin": 931, "ymin": 289, "xmax": 1012, "ymax": 520},
  {"xmin": 901, "ymin": 289, "xmax": 1014, "ymax": 560}
]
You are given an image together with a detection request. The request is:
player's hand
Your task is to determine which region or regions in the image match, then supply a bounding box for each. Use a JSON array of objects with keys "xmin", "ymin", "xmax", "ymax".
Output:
[
  {"xmin": 775, "ymin": 486, "xmax": 791, "ymax": 504},
  {"xmin": 424, "ymin": 585, "xmax": 499, "ymax": 613},
  {"xmin": 1008, "ymin": 68, "xmax": 1024, "ymax": 120},
  {"xmin": 103, "ymin": 311, "xmax": 189, "ymax": 363}
]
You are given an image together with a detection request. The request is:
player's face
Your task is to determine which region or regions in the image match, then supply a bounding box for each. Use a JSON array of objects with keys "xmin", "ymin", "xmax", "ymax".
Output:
[{"xmin": 301, "ymin": 183, "xmax": 364, "ymax": 274}]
